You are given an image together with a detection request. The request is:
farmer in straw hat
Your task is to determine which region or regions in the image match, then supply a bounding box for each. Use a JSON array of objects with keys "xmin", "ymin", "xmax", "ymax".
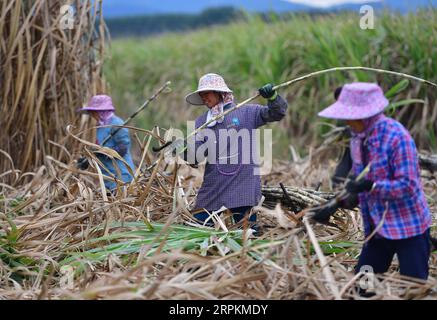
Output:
[
  {"xmin": 311, "ymin": 82, "xmax": 432, "ymax": 283},
  {"xmin": 77, "ymin": 95, "xmax": 135, "ymax": 191},
  {"xmin": 184, "ymin": 73, "xmax": 288, "ymax": 234}
]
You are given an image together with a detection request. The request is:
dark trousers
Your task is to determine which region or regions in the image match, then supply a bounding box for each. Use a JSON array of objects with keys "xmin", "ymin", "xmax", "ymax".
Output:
[
  {"xmin": 355, "ymin": 229, "xmax": 431, "ymax": 280},
  {"xmin": 194, "ymin": 206, "xmax": 255, "ymax": 226}
]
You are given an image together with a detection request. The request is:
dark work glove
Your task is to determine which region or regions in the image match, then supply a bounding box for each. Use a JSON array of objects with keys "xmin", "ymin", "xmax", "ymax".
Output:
[
  {"xmin": 311, "ymin": 202, "xmax": 339, "ymax": 224},
  {"xmin": 345, "ymin": 179, "xmax": 375, "ymax": 194},
  {"xmin": 113, "ymin": 144, "xmax": 128, "ymax": 157},
  {"xmin": 258, "ymin": 83, "xmax": 277, "ymax": 100},
  {"xmin": 90, "ymin": 146, "xmax": 112, "ymax": 161},
  {"xmin": 77, "ymin": 157, "xmax": 89, "ymax": 170},
  {"xmin": 339, "ymin": 193, "xmax": 359, "ymax": 210}
]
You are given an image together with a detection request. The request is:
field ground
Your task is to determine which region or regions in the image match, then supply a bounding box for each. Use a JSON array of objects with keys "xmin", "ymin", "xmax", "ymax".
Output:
[{"xmin": 0, "ymin": 139, "xmax": 435, "ymax": 299}]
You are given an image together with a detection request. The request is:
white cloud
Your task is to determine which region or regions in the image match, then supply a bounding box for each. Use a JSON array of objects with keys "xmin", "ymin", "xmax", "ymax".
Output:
[{"xmin": 282, "ymin": 0, "xmax": 382, "ymax": 9}]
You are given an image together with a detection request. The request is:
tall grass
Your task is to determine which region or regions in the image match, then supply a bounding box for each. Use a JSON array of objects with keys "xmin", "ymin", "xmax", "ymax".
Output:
[
  {"xmin": 0, "ymin": 0, "xmax": 107, "ymax": 178},
  {"xmin": 105, "ymin": 10, "xmax": 437, "ymax": 159}
]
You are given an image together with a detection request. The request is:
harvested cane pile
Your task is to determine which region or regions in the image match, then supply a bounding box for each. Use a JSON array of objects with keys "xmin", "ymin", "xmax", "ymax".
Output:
[
  {"xmin": 0, "ymin": 0, "xmax": 107, "ymax": 178},
  {"xmin": 0, "ymin": 127, "xmax": 436, "ymax": 300}
]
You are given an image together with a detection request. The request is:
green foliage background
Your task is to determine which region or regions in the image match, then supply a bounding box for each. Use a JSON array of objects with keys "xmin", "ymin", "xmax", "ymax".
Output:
[{"xmin": 104, "ymin": 10, "xmax": 437, "ymax": 159}]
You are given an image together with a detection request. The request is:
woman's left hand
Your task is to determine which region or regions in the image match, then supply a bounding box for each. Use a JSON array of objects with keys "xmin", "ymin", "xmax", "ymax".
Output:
[{"xmin": 258, "ymin": 83, "xmax": 277, "ymax": 100}]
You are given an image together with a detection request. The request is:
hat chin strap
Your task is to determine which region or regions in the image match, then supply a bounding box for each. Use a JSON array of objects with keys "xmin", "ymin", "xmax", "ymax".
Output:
[{"xmin": 206, "ymin": 104, "xmax": 224, "ymax": 127}]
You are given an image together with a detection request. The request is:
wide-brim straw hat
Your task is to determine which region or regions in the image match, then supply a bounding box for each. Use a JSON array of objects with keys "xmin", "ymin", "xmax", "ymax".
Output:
[
  {"xmin": 318, "ymin": 82, "xmax": 389, "ymax": 120},
  {"xmin": 78, "ymin": 95, "xmax": 115, "ymax": 112},
  {"xmin": 185, "ymin": 73, "xmax": 233, "ymax": 106}
]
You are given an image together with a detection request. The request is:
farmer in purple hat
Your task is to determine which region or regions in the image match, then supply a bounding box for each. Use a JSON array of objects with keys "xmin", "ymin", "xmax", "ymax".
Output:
[
  {"xmin": 77, "ymin": 95, "xmax": 135, "ymax": 191},
  {"xmin": 311, "ymin": 82, "xmax": 432, "ymax": 282},
  {"xmin": 184, "ymin": 73, "xmax": 288, "ymax": 234}
]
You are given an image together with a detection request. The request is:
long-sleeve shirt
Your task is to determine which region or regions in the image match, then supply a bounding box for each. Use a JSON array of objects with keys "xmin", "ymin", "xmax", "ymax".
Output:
[
  {"xmin": 188, "ymin": 95, "xmax": 288, "ymax": 211},
  {"xmin": 96, "ymin": 115, "xmax": 135, "ymax": 190},
  {"xmin": 352, "ymin": 116, "xmax": 431, "ymax": 240}
]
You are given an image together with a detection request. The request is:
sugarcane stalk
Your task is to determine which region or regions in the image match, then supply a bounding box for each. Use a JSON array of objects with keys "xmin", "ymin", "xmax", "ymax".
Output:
[
  {"xmin": 295, "ymin": 163, "xmax": 372, "ymax": 220},
  {"xmin": 194, "ymin": 67, "xmax": 436, "ymax": 141},
  {"xmin": 154, "ymin": 66, "xmax": 437, "ymax": 153},
  {"xmin": 262, "ymin": 185, "xmax": 331, "ymax": 211},
  {"xmin": 274, "ymin": 66, "xmax": 437, "ymax": 91},
  {"xmin": 303, "ymin": 216, "xmax": 342, "ymax": 300},
  {"xmin": 101, "ymin": 81, "xmax": 171, "ymax": 146}
]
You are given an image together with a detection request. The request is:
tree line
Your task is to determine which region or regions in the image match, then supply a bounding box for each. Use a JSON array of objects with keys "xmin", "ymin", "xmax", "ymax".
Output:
[
  {"xmin": 105, "ymin": 6, "xmax": 245, "ymax": 38},
  {"xmin": 104, "ymin": 6, "xmax": 336, "ymax": 38}
]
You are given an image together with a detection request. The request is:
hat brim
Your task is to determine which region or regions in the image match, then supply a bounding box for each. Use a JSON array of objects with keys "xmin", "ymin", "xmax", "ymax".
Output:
[
  {"xmin": 185, "ymin": 88, "xmax": 232, "ymax": 106},
  {"xmin": 318, "ymin": 98, "xmax": 389, "ymax": 120},
  {"xmin": 77, "ymin": 106, "xmax": 115, "ymax": 112}
]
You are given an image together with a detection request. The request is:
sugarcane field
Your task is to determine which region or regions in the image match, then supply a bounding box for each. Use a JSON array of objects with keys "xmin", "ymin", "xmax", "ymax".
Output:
[{"xmin": 1, "ymin": 0, "xmax": 437, "ymax": 306}]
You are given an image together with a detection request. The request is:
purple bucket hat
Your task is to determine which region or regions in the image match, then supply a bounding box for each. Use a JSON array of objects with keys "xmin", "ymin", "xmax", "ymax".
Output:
[
  {"xmin": 318, "ymin": 82, "xmax": 389, "ymax": 120},
  {"xmin": 78, "ymin": 95, "xmax": 115, "ymax": 112}
]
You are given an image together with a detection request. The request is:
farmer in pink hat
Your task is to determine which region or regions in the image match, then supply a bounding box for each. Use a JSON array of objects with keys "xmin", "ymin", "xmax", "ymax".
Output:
[
  {"xmin": 184, "ymin": 73, "xmax": 288, "ymax": 235},
  {"xmin": 77, "ymin": 95, "xmax": 135, "ymax": 191},
  {"xmin": 311, "ymin": 82, "xmax": 432, "ymax": 283}
]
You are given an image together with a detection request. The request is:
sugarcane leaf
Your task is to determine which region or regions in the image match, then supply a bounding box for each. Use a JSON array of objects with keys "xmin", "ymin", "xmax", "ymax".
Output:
[
  {"xmin": 311, "ymin": 240, "xmax": 358, "ymax": 254},
  {"xmin": 386, "ymin": 99, "xmax": 425, "ymax": 114},
  {"xmin": 385, "ymin": 79, "xmax": 410, "ymax": 100}
]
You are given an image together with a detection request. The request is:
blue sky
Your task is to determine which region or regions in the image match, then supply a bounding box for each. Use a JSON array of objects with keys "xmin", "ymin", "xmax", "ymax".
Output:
[
  {"xmin": 283, "ymin": 0, "xmax": 380, "ymax": 8},
  {"xmin": 102, "ymin": 0, "xmax": 437, "ymax": 17}
]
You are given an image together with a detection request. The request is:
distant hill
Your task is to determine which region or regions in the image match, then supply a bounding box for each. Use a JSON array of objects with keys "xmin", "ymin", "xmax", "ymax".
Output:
[
  {"xmin": 102, "ymin": 0, "xmax": 308, "ymax": 17},
  {"xmin": 106, "ymin": 6, "xmax": 246, "ymax": 38},
  {"xmin": 103, "ymin": 0, "xmax": 437, "ymax": 38},
  {"xmin": 102, "ymin": 0, "xmax": 437, "ymax": 18}
]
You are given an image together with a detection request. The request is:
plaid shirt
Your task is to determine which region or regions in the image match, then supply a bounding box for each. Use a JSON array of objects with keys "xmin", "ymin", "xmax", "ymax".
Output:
[{"xmin": 352, "ymin": 116, "xmax": 432, "ymax": 240}]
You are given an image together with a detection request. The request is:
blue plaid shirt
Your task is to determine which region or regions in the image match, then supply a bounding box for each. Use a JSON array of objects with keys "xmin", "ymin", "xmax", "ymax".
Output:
[{"xmin": 352, "ymin": 116, "xmax": 432, "ymax": 240}]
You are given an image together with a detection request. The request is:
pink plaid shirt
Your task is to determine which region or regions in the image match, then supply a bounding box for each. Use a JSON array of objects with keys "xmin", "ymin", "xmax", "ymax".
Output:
[{"xmin": 353, "ymin": 116, "xmax": 432, "ymax": 240}]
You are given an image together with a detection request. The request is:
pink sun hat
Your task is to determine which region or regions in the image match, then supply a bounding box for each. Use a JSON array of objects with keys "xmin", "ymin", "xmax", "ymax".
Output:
[
  {"xmin": 78, "ymin": 95, "xmax": 116, "ymax": 112},
  {"xmin": 318, "ymin": 82, "xmax": 389, "ymax": 120},
  {"xmin": 185, "ymin": 73, "xmax": 233, "ymax": 106}
]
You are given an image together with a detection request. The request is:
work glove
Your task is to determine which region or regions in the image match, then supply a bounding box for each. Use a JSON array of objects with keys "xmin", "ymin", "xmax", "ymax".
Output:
[
  {"xmin": 76, "ymin": 147, "xmax": 112, "ymax": 170},
  {"xmin": 258, "ymin": 83, "xmax": 277, "ymax": 101},
  {"xmin": 339, "ymin": 193, "xmax": 359, "ymax": 210},
  {"xmin": 175, "ymin": 138, "xmax": 200, "ymax": 168},
  {"xmin": 310, "ymin": 202, "xmax": 339, "ymax": 224},
  {"xmin": 345, "ymin": 179, "xmax": 375, "ymax": 194},
  {"xmin": 76, "ymin": 157, "xmax": 90, "ymax": 170}
]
